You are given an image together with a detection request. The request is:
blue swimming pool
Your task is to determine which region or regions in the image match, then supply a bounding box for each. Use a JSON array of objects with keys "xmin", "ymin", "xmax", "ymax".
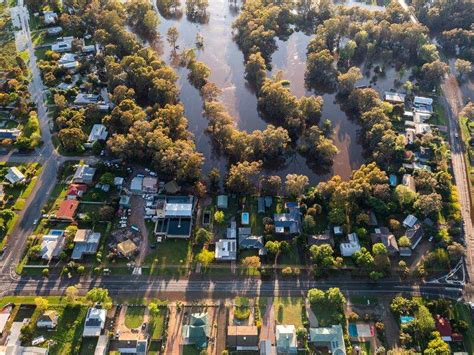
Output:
[
  {"xmin": 241, "ymin": 212, "xmax": 249, "ymax": 225},
  {"xmin": 49, "ymin": 230, "xmax": 64, "ymax": 236},
  {"xmin": 348, "ymin": 323, "xmax": 358, "ymax": 337}
]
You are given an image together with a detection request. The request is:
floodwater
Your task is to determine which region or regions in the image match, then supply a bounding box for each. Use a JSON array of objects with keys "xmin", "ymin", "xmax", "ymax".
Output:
[{"xmin": 155, "ymin": 0, "xmax": 399, "ymax": 183}]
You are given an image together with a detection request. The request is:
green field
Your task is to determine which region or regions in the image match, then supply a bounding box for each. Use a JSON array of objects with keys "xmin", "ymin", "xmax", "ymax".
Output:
[
  {"xmin": 124, "ymin": 306, "xmax": 145, "ymax": 329},
  {"xmin": 273, "ymin": 297, "xmax": 304, "ymax": 327}
]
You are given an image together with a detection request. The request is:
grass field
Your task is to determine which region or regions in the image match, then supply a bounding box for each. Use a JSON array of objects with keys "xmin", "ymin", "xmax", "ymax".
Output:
[
  {"xmin": 273, "ymin": 297, "xmax": 304, "ymax": 327},
  {"xmin": 124, "ymin": 306, "xmax": 145, "ymax": 329},
  {"xmin": 454, "ymin": 303, "xmax": 474, "ymax": 353},
  {"xmin": 145, "ymin": 239, "xmax": 191, "ymax": 275},
  {"xmin": 149, "ymin": 307, "xmax": 167, "ymax": 339}
]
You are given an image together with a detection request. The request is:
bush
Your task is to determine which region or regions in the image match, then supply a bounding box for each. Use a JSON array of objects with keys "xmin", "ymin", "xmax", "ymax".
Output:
[{"xmin": 234, "ymin": 297, "xmax": 251, "ymax": 320}]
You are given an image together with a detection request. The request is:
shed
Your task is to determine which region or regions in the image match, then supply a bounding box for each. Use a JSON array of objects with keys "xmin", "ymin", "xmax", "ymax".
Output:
[
  {"xmin": 217, "ymin": 195, "xmax": 228, "ymax": 209},
  {"xmin": 117, "ymin": 239, "xmax": 138, "ymax": 257}
]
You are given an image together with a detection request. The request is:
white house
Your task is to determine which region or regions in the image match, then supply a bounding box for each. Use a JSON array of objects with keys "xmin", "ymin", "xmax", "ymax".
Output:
[
  {"xmin": 37, "ymin": 310, "xmax": 58, "ymax": 329},
  {"xmin": 276, "ymin": 325, "xmax": 297, "ymax": 354},
  {"xmin": 5, "ymin": 167, "xmax": 25, "ymax": 184},
  {"xmin": 215, "ymin": 239, "xmax": 237, "ymax": 261},
  {"xmin": 86, "ymin": 124, "xmax": 108, "ymax": 146},
  {"xmin": 73, "ymin": 165, "xmax": 96, "ymax": 184},
  {"xmin": 339, "ymin": 233, "xmax": 361, "ymax": 257},
  {"xmin": 309, "ymin": 325, "xmax": 346, "ymax": 355},
  {"xmin": 83, "ymin": 307, "xmax": 106, "ymax": 337},
  {"xmin": 43, "ymin": 11, "xmax": 58, "ymax": 25}
]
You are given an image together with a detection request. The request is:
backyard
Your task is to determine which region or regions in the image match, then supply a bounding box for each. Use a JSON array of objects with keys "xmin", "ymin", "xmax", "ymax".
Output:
[
  {"xmin": 273, "ymin": 297, "xmax": 304, "ymax": 328},
  {"xmin": 124, "ymin": 306, "xmax": 145, "ymax": 329}
]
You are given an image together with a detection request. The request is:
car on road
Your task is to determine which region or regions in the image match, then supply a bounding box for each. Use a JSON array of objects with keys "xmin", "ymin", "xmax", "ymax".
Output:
[
  {"xmin": 455, "ymin": 132, "xmax": 459, "ymax": 139},
  {"xmin": 33, "ymin": 219, "xmax": 39, "ymax": 225},
  {"xmin": 428, "ymin": 235, "xmax": 434, "ymax": 242}
]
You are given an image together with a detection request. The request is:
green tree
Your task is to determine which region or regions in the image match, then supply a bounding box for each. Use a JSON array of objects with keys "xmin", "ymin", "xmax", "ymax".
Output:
[
  {"xmin": 167, "ymin": 26, "xmax": 179, "ymax": 49},
  {"xmin": 214, "ymin": 210, "xmax": 225, "ymax": 224},
  {"xmin": 195, "ymin": 248, "xmax": 214, "ymax": 267},
  {"xmin": 285, "ymin": 174, "xmax": 309, "ymax": 198},
  {"xmin": 195, "ymin": 228, "xmax": 212, "ymax": 245},
  {"xmin": 225, "ymin": 161, "xmax": 262, "ymax": 194},
  {"xmin": 86, "ymin": 288, "xmax": 112, "ymax": 309}
]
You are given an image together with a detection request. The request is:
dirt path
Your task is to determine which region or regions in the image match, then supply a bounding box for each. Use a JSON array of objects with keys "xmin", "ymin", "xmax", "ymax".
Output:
[
  {"xmin": 129, "ymin": 195, "xmax": 149, "ymax": 266},
  {"xmin": 164, "ymin": 304, "xmax": 184, "ymax": 354},
  {"xmin": 260, "ymin": 298, "xmax": 275, "ymax": 346}
]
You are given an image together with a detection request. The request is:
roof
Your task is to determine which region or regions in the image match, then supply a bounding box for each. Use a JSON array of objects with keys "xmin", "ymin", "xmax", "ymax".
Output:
[
  {"xmin": 84, "ymin": 308, "xmax": 106, "ymax": 337},
  {"xmin": 130, "ymin": 176, "xmax": 143, "ymax": 192},
  {"xmin": 402, "ymin": 174, "xmax": 416, "ymax": 192},
  {"xmin": 217, "ymin": 195, "xmax": 228, "ymax": 208},
  {"xmin": 56, "ymin": 200, "xmax": 79, "ymax": 220},
  {"xmin": 340, "ymin": 233, "xmax": 361, "ymax": 257},
  {"xmin": 164, "ymin": 196, "xmax": 194, "ymax": 217},
  {"xmin": 435, "ymin": 314, "xmax": 453, "ymax": 341},
  {"xmin": 276, "ymin": 325, "xmax": 297, "ymax": 352},
  {"xmin": 227, "ymin": 325, "xmax": 259, "ymax": 348},
  {"xmin": 384, "ymin": 92, "xmax": 406, "ymax": 103},
  {"xmin": 182, "ymin": 313, "xmax": 209, "ymax": 348},
  {"xmin": 215, "ymin": 239, "xmax": 237, "ymax": 260},
  {"xmin": 5, "ymin": 167, "xmax": 25, "ymax": 184},
  {"xmin": 37, "ymin": 310, "xmax": 58, "ymax": 324},
  {"xmin": 72, "ymin": 231, "xmax": 101, "ymax": 259},
  {"xmin": 414, "ymin": 96, "xmax": 433, "ymax": 106},
  {"xmin": 41, "ymin": 234, "xmax": 65, "ymax": 260},
  {"xmin": 73, "ymin": 165, "xmax": 96, "ymax": 183},
  {"xmin": 310, "ymin": 325, "xmax": 345, "ymax": 354},
  {"xmin": 239, "ymin": 235, "xmax": 264, "ymax": 249},
  {"xmin": 117, "ymin": 239, "xmax": 138, "ymax": 256},
  {"xmin": 142, "ymin": 177, "xmax": 158, "ymax": 191},
  {"xmin": 308, "ymin": 232, "xmax": 334, "ymax": 247},
  {"xmin": 88, "ymin": 124, "xmax": 108, "ymax": 143},
  {"xmin": 403, "ymin": 214, "xmax": 418, "ymax": 228},
  {"xmin": 370, "ymin": 227, "xmax": 399, "ymax": 254},
  {"xmin": 58, "ymin": 53, "xmax": 77, "ymax": 64},
  {"xmin": 67, "ymin": 183, "xmax": 87, "ymax": 197},
  {"xmin": 74, "ymin": 93, "xmax": 100, "ymax": 105}
]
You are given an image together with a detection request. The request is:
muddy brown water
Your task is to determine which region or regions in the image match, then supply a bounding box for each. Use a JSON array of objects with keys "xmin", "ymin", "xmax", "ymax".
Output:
[{"xmin": 155, "ymin": 0, "xmax": 402, "ymax": 183}]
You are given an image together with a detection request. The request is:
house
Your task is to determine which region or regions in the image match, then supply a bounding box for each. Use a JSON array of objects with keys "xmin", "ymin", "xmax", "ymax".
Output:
[
  {"xmin": 405, "ymin": 127, "xmax": 416, "ymax": 145},
  {"xmin": 435, "ymin": 315, "xmax": 463, "ymax": 342},
  {"xmin": 215, "ymin": 239, "xmax": 237, "ymax": 261},
  {"xmin": 5, "ymin": 167, "xmax": 25, "ymax": 184},
  {"xmin": 119, "ymin": 195, "xmax": 131, "ymax": 208},
  {"xmin": 43, "ymin": 11, "xmax": 58, "ymax": 24},
  {"xmin": 116, "ymin": 339, "xmax": 148, "ymax": 354},
  {"xmin": 130, "ymin": 176, "xmax": 143, "ymax": 194},
  {"xmin": 340, "ymin": 233, "xmax": 361, "ymax": 257},
  {"xmin": 370, "ymin": 227, "xmax": 399, "ymax": 255},
  {"xmin": 0, "ymin": 322, "xmax": 48, "ymax": 354},
  {"xmin": 40, "ymin": 232, "xmax": 66, "ymax": 261},
  {"xmin": 413, "ymin": 96, "xmax": 433, "ymax": 113},
  {"xmin": 217, "ymin": 195, "xmax": 228, "ymax": 209},
  {"xmin": 72, "ymin": 229, "xmax": 101, "ymax": 259},
  {"xmin": 239, "ymin": 235, "xmax": 266, "ymax": 255},
  {"xmin": 83, "ymin": 307, "xmax": 106, "ymax": 337},
  {"xmin": 74, "ymin": 93, "xmax": 100, "ymax": 106},
  {"xmin": 36, "ymin": 310, "xmax": 58, "ymax": 329},
  {"xmin": 58, "ymin": 53, "xmax": 78, "ymax": 70},
  {"xmin": 403, "ymin": 214, "xmax": 418, "ymax": 229},
  {"xmin": 227, "ymin": 325, "xmax": 259, "ymax": 351},
  {"xmin": 182, "ymin": 313, "xmax": 209, "ymax": 349},
  {"xmin": 94, "ymin": 335, "xmax": 109, "ymax": 355},
  {"xmin": 333, "ymin": 226, "xmax": 343, "ymax": 236},
  {"xmin": 154, "ymin": 196, "xmax": 196, "ymax": 239},
  {"xmin": 402, "ymin": 174, "xmax": 416, "ymax": 192},
  {"xmin": 227, "ymin": 221, "xmax": 237, "ymax": 239},
  {"xmin": 406, "ymin": 222, "xmax": 424, "ymax": 249},
  {"xmin": 384, "ymin": 92, "xmax": 405, "ymax": 104},
  {"xmin": 86, "ymin": 124, "xmax": 108, "ymax": 146},
  {"xmin": 66, "ymin": 184, "xmax": 87, "ymax": 200},
  {"xmin": 274, "ymin": 203, "xmax": 301, "ymax": 236},
  {"xmin": 0, "ymin": 128, "xmax": 21, "ymax": 140},
  {"xmin": 117, "ymin": 239, "xmax": 138, "ymax": 257},
  {"xmin": 114, "ymin": 177, "xmax": 124, "ymax": 188},
  {"xmin": 309, "ymin": 325, "xmax": 346, "ymax": 355},
  {"xmin": 142, "ymin": 177, "xmax": 158, "ymax": 194},
  {"xmin": 308, "ymin": 231, "xmax": 334, "ymax": 247},
  {"xmin": 276, "ymin": 325, "xmax": 297, "ymax": 354},
  {"xmin": 414, "ymin": 110, "xmax": 431, "ymax": 123},
  {"xmin": 56, "ymin": 200, "xmax": 79, "ymax": 221},
  {"xmin": 73, "ymin": 165, "xmax": 96, "ymax": 184},
  {"xmin": 46, "ymin": 26, "xmax": 62, "ymax": 35},
  {"xmin": 51, "ymin": 40, "xmax": 72, "ymax": 52}
]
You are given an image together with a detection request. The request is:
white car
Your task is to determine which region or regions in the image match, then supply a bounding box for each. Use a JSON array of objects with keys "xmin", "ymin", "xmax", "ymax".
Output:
[{"xmin": 33, "ymin": 219, "xmax": 39, "ymax": 225}]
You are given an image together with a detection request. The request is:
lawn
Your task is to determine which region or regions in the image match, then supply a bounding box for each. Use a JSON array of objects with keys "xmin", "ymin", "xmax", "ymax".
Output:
[
  {"xmin": 79, "ymin": 336, "xmax": 98, "ymax": 355},
  {"xmin": 350, "ymin": 295, "xmax": 379, "ymax": 306},
  {"xmin": 273, "ymin": 297, "xmax": 304, "ymax": 327},
  {"xmin": 277, "ymin": 239, "xmax": 302, "ymax": 266},
  {"xmin": 0, "ymin": 296, "xmax": 67, "ymax": 308},
  {"xmin": 145, "ymin": 239, "xmax": 192, "ymax": 275},
  {"xmin": 33, "ymin": 305, "xmax": 88, "ymax": 355},
  {"xmin": 182, "ymin": 344, "xmax": 201, "ymax": 355},
  {"xmin": 149, "ymin": 307, "xmax": 167, "ymax": 339},
  {"xmin": 124, "ymin": 306, "xmax": 145, "ymax": 329}
]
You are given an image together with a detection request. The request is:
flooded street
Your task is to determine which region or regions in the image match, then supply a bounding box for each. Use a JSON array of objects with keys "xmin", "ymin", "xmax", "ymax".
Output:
[{"xmin": 155, "ymin": 0, "xmax": 402, "ymax": 183}]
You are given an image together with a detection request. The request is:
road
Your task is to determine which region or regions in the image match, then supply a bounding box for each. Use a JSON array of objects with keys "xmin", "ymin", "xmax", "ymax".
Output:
[{"xmin": 397, "ymin": 0, "xmax": 474, "ymax": 293}]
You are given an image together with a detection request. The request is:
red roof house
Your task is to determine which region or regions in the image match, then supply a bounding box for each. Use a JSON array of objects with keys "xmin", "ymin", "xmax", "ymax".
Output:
[
  {"xmin": 66, "ymin": 184, "xmax": 87, "ymax": 200},
  {"xmin": 56, "ymin": 200, "xmax": 79, "ymax": 221},
  {"xmin": 435, "ymin": 315, "xmax": 462, "ymax": 342}
]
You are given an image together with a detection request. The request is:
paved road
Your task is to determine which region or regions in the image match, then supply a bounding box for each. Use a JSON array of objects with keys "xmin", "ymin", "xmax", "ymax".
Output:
[{"xmin": 397, "ymin": 0, "xmax": 474, "ymax": 292}]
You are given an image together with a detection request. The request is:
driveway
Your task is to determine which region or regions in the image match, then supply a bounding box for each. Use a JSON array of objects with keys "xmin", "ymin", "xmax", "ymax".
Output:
[
  {"xmin": 129, "ymin": 195, "xmax": 149, "ymax": 266},
  {"xmin": 260, "ymin": 298, "xmax": 275, "ymax": 346}
]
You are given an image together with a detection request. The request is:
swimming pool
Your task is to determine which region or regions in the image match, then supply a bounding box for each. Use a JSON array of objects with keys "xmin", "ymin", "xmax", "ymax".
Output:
[
  {"xmin": 348, "ymin": 323, "xmax": 358, "ymax": 337},
  {"xmin": 49, "ymin": 229, "xmax": 64, "ymax": 236},
  {"xmin": 241, "ymin": 212, "xmax": 250, "ymax": 225}
]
